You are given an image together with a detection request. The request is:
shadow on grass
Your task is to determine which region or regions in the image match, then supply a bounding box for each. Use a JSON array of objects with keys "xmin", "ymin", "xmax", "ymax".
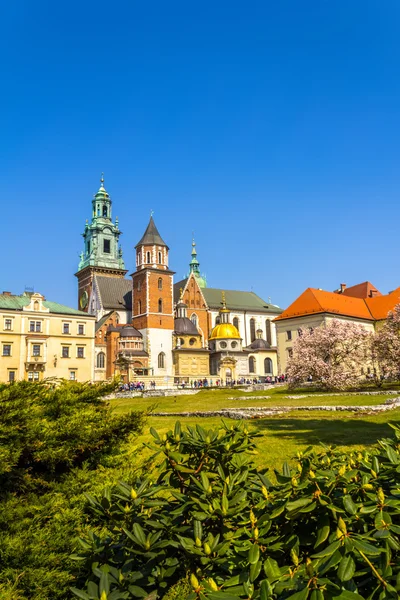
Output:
[{"xmin": 250, "ymin": 418, "xmax": 398, "ymax": 448}]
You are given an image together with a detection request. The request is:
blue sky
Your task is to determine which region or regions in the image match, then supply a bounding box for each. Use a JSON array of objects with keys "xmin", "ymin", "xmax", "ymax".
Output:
[{"xmin": 1, "ymin": 1, "xmax": 400, "ymax": 310}]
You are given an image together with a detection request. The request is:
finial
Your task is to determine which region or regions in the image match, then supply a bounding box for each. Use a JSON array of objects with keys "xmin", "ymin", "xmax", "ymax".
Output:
[
  {"xmin": 221, "ymin": 291, "xmax": 226, "ymax": 309},
  {"xmin": 100, "ymin": 172, "xmax": 104, "ymax": 184},
  {"xmin": 150, "ymin": 209, "xmax": 154, "ymax": 218}
]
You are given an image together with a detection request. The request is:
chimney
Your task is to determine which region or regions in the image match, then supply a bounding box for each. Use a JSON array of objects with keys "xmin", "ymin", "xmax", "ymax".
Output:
[
  {"xmin": 2, "ymin": 291, "xmax": 11, "ymax": 296},
  {"xmin": 340, "ymin": 283, "xmax": 347, "ymax": 293}
]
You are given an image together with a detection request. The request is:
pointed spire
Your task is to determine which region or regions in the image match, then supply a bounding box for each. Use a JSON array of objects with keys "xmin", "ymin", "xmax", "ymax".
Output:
[
  {"xmin": 187, "ymin": 236, "xmax": 207, "ymax": 288},
  {"xmin": 135, "ymin": 216, "xmax": 168, "ymax": 248}
]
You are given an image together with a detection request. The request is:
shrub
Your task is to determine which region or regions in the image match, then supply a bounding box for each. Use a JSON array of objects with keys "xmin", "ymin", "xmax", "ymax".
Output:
[
  {"xmin": 72, "ymin": 420, "xmax": 400, "ymax": 599},
  {"xmin": 0, "ymin": 379, "xmax": 146, "ymax": 599}
]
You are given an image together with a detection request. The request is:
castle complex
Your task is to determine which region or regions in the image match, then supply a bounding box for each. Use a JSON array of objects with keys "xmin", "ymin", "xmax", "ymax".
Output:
[{"xmin": 75, "ymin": 177, "xmax": 283, "ymax": 385}]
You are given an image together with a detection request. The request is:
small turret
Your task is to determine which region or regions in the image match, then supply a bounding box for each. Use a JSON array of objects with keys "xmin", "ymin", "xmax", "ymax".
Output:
[{"xmin": 187, "ymin": 237, "xmax": 207, "ymax": 287}]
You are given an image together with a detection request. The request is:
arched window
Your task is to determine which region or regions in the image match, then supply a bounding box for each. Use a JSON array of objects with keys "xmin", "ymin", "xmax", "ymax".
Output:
[
  {"xmin": 158, "ymin": 251, "xmax": 162, "ymax": 263},
  {"xmin": 250, "ymin": 318, "xmax": 256, "ymax": 342},
  {"xmin": 233, "ymin": 317, "xmax": 239, "ymax": 330},
  {"xmin": 264, "ymin": 358, "xmax": 273, "ymax": 374},
  {"xmin": 158, "ymin": 277, "xmax": 163, "ymax": 290},
  {"xmin": 146, "ymin": 251, "xmax": 151, "ymax": 263},
  {"xmin": 249, "ymin": 356, "xmax": 256, "ymax": 373},
  {"xmin": 158, "ymin": 298, "xmax": 163, "ymax": 313},
  {"xmin": 265, "ymin": 319, "xmax": 272, "ymax": 345},
  {"xmin": 97, "ymin": 352, "xmax": 105, "ymax": 368},
  {"xmin": 215, "ymin": 316, "xmax": 221, "ymax": 325},
  {"xmin": 97, "ymin": 206, "xmax": 100, "ymax": 216},
  {"xmin": 191, "ymin": 314, "xmax": 198, "ymax": 327},
  {"xmin": 138, "ymin": 300, "xmax": 141, "ymax": 314},
  {"xmin": 102, "ymin": 205, "xmax": 107, "ymax": 217},
  {"xmin": 158, "ymin": 352, "xmax": 165, "ymax": 368}
]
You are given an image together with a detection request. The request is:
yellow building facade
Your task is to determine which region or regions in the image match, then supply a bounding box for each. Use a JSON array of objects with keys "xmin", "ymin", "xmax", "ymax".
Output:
[{"xmin": 0, "ymin": 292, "xmax": 95, "ymax": 383}]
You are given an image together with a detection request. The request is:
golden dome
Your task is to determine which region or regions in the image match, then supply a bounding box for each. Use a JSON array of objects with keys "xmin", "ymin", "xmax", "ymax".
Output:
[{"xmin": 209, "ymin": 323, "xmax": 241, "ymax": 340}]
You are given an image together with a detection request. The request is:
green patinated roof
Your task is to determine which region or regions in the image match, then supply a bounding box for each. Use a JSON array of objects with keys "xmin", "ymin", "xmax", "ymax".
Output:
[
  {"xmin": 0, "ymin": 294, "xmax": 94, "ymax": 317},
  {"xmin": 173, "ymin": 281, "xmax": 282, "ymax": 313},
  {"xmin": 203, "ymin": 288, "xmax": 282, "ymax": 313}
]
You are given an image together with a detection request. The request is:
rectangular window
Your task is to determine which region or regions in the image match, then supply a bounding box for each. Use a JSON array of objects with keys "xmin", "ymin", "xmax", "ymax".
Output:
[
  {"xmin": 32, "ymin": 344, "xmax": 41, "ymax": 357},
  {"xmin": 77, "ymin": 347, "xmax": 84, "ymax": 358},
  {"xmin": 4, "ymin": 318, "xmax": 12, "ymax": 330},
  {"xmin": 28, "ymin": 371, "xmax": 39, "ymax": 381},
  {"xmin": 286, "ymin": 330, "xmax": 292, "ymax": 341},
  {"xmin": 35, "ymin": 321, "xmax": 41, "ymax": 332},
  {"xmin": 78, "ymin": 324, "xmax": 85, "ymax": 335},
  {"xmin": 3, "ymin": 344, "xmax": 11, "ymax": 356},
  {"xmin": 63, "ymin": 323, "xmax": 70, "ymax": 334},
  {"xmin": 69, "ymin": 371, "xmax": 76, "ymax": 381},
  {"xmin": 8, "ymin": 371, "xmax": 15, "ymax": 382},
  {"xmin": 103, "ymin": 239, "xmax": 110, "ymax": 253},
  {"xmin": 30, "ymin": 321, "xmax": 35, "ymax": 332},
  {"xmin": 287, "ymin": 348, "xmax": 293, "ymax": 359},
  {"xmin": 62, "ymin": 346, "xmax": 69, "ymax": 358}
]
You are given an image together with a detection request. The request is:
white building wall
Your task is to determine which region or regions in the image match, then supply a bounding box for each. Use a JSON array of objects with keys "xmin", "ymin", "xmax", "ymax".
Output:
[{"xmin": 141, "ymin": 327, "xmax": 174, "ymax": 378}]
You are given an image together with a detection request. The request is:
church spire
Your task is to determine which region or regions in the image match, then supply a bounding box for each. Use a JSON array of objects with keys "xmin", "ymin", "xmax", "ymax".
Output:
[{"xmin": 187, "ymin": 237, "xmax": 207, "ymax": 288}]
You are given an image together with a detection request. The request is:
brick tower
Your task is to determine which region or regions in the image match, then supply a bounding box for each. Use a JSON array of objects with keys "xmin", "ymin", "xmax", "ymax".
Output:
[
  {"xmin": 131, "ymin": 216, "xmax": 175, "ymax": 378},
  {"xmin": 75, "ymin": 175, "xmax": 127, "ymax": 313}
]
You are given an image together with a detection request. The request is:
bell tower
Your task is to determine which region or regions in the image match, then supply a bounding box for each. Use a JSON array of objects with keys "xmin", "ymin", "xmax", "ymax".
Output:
[
  {"xmin": 75, "ymin": 175, "xmax": 127, "ymax": 312},
  {"xmin": 131, "ymin": 215, "xmax": 175, "ymax": 377}
]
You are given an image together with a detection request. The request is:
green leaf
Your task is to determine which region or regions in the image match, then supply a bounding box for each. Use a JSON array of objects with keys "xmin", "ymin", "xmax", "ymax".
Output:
[
  {"xmin": 314, "ymin": 514, "xmax": 330, "ymax": 548},
  {"xmin": 70, "ymin": 589, "xmax": 90, "ymax": 600},
  {"xmin": 286, "ymin": 587, "xmax": 309, "ymax": 600},
  {"xmin": 150, "ymin": 427, "xmax": 160, "ymax": 440},
  {"xmin": 353, "ymin": 538, "xmax": 382, "ymax": 556},
  {"xmin": 248, "ymin": 544, "xmax": 260, "ymax": 564},
  {"xmin": 343, "ymin": 495, "xmax": 357, "ymax": 515},
  {"xmin": 286, "ymin": 498, "xmax": 313, "ymax": 512},
  {"xmin": 332, "ymin": 592, "xmax": 364, "ymax": 599},
  {"xmin": 337, "ymin": 555, "xmax": 356, "ymax": 582},
  {"xmin": 128, "ymin": 585, "xmax": 148, "ymax": 598},
  {"xmin": 263, "ymin": 557, "xmax": 281, "ymax": 581},
  {"xmin": 312, "ymin": 540, "xmax": 341, "ymax": 558},
  {"xmin": 375, "ymin": 510, "xmax": 392, "ymax": 530},
  {"xmin": 132, "ymin": 522, "xmax": 147, "ymax": 546},
  {"xmin": 250, "ymin": 559, "xmax": 262, "ymax": 583}
]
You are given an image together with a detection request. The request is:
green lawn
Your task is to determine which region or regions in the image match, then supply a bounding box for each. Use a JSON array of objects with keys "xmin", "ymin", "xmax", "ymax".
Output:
[
  {"xmin": 110, "ymin": 386, "xmax": 397, "ymax": 414},
  {"xmin": 111, "ymin": 387, "xmax": 400, "ymax": 471}
]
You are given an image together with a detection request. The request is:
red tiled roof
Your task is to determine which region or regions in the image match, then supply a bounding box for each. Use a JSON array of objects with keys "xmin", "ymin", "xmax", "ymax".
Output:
[
  {"xmin": 275, "ymin": 288, "xmax": 374, "ymax": 322},
  {"xmin": 275, "ymin": 285, "xmax": 400, "ymax": 323},
  {"xmin": 342, "ymin": 281, "xmax": 382, "ymax": 299},
  {"xmin": 366, "ymin": 287, "xmax": 400, "ymax": 320}
]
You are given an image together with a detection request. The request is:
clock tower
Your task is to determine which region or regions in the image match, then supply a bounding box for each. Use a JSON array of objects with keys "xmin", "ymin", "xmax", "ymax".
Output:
[{"xmin": 75, "ymin": 175, "xmax": 127, "ymax": 313}]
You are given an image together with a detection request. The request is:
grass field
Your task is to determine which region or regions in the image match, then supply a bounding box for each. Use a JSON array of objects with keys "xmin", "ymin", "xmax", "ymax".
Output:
[{"xmin": 111, "ymin": 387, "xmax": 400, "ymax": 471}]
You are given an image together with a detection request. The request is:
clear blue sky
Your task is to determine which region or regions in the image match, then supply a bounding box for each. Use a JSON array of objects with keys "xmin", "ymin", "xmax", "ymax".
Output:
[{"xmin": 2, "ymin": 1, "xmax": 400, "ymax": 310}]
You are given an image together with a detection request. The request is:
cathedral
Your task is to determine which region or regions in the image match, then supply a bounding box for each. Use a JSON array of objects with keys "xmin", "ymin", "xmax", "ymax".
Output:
[{"xmin": 75, "ymin": 177, "xmax": 283, "ymax": 385}]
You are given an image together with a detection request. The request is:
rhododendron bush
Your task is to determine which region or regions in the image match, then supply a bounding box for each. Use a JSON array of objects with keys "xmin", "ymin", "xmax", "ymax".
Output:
[{"xmin": 286, "ymin": 319, "xmax": 372, "ymax": 391}]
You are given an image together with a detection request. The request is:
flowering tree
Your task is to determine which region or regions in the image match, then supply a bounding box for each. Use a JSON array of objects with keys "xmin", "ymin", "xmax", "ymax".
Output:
[
  {"xmin": 373, "ymin": 303, "xmax": 400, "ymax": 381},
  {"xmin": 286, "ymin": 318, "xmax": 372, "ymax": 391}
]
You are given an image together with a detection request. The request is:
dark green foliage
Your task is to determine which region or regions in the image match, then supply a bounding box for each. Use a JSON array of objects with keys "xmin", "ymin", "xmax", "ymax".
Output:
[
  {"xmin": 73, "ymin": 420, "xmax": 400, "ymax": 599},
  {"xmin": 0, "ymin": 380, "xmax": 145, "ymax": 599}
]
